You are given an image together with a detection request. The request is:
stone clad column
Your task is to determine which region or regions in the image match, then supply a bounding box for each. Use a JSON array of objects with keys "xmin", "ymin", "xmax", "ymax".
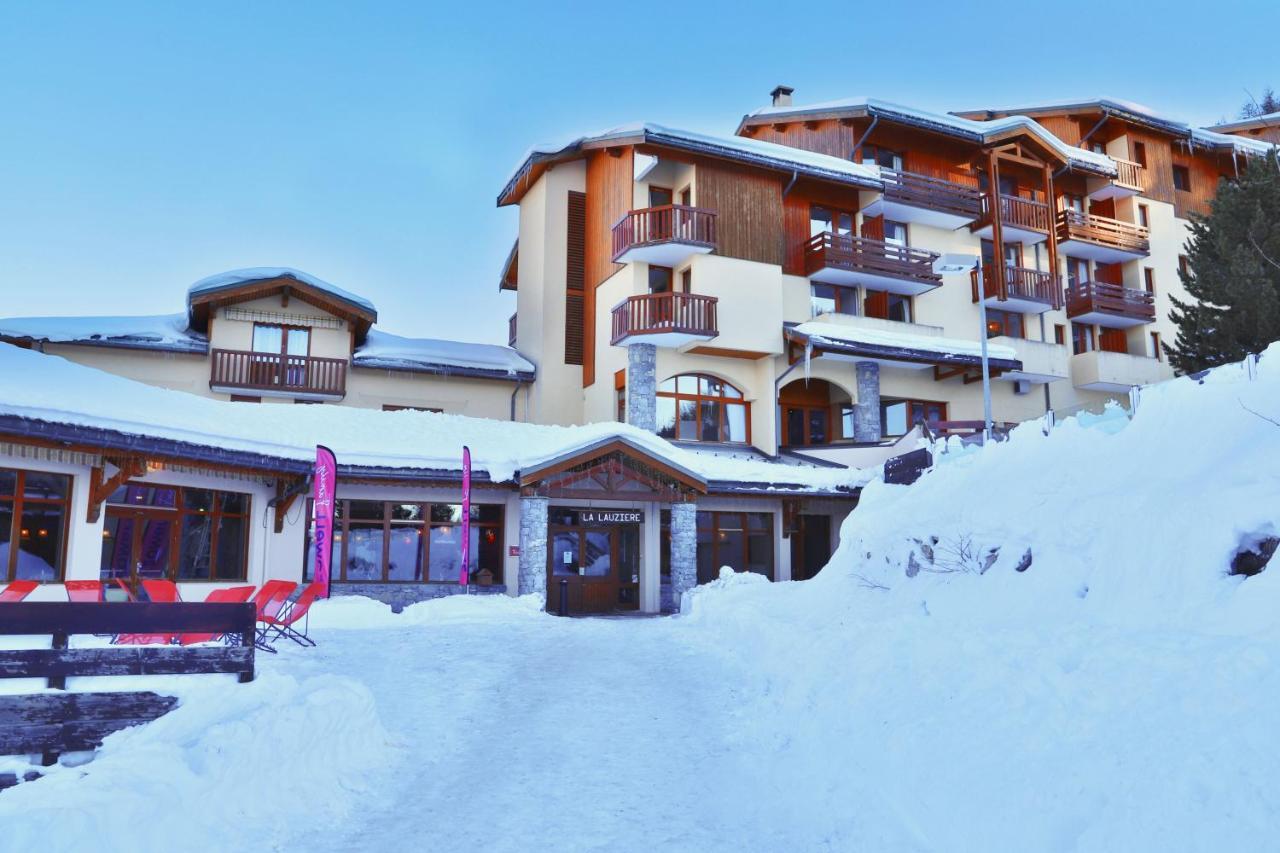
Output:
[
  {"xmin": 517, "ymin": 495, "xmax": 549, "ymax": 598},
  {"xmin": 626, "ymin": 343, "xmax": 657, "ymax": 432},
  {"xmin": 853, "ymin": 361, "xmax": 881, "ymax": 442},
  {"xmin": 669, "ymin": 501, "xmax": 698, "ymax": 610}
]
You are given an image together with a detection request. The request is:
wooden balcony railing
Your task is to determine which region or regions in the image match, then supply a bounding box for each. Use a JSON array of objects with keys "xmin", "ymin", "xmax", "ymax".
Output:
[
  {"xmin": 972, "ymin": 266, "xmax": 1061, "ymax": 309},
  {"xmin": 210, "ymin": 349, "xmax": 347, "ymax": 397},
  {"xmin": 508, "ymin": 313, "xmax": 517, "ymax": 347},
  {"xmin": 610, "ymin": 292, "xmax": 718, "ymax": 345},
  {"xmin": 1065, "ymin": 282, "xmax": 1156, "ymax": 323},
  {"xmin": 1113, "ymin": 157, "xmax": 1144, "ymax": 191},
  {"xmin": 880, "ymin": 168, "xmax": 983, "ymax": 219},
  {"xmin": 804, "ymin": 232, "xmax": 942, "ymax": 288},
  {"xmin": 611, "ymin": 205, "xmax": 717, "ymax": 261},
  {"xmin": 980, "ymin": 193, "xmax": 1053, "ymax": 234},
  {"xmin": 1056, "ymin": 209, "xmax": 1150, "ymax": 255}
]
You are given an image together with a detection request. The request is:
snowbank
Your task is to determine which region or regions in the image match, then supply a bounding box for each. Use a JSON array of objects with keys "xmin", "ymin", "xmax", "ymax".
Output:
[{"xmin": 0, "ymin": 672, "xmax": 394, "ymax": 853}]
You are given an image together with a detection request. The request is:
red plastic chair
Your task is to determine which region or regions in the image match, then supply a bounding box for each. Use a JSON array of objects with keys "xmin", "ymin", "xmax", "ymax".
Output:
[
  {"xmin": 0, "ymin": 580, "xmax": 39, "ymax": 602},
  {"xmin": 141, "ymin": 579, "xmax": 181, "ymax": 603},
  {"xmin": 65, "ymin": 580, "xmax": 104, "ymax": 603},
  {"xmin": 258, "ymin": 582, "xmax": 324, "ymax": 650},
  {"xmin": 252, "ymin": 581, "xmax": 299, "ymax": 653},
  {"xmin": 179, "ymin": 586, "xmax": 256, "ymax": 646},
  {"xmin": 110, "ymin": 578, "xmax": 138, "ymax": 602}
]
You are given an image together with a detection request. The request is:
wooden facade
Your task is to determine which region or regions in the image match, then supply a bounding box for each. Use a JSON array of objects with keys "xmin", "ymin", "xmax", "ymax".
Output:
[
  {"xmin": 694, "ymin": 160, "xmax": 784, "ymax": 266},
  {"xmin": 583, "ymin": 147, "xmax": 635, "ymax": 387}
]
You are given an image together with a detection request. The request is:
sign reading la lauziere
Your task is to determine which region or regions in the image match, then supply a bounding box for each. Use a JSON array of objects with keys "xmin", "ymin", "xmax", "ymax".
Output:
[{"xmin": 577, "ymin": 510, "xmax": 642, "ymax": 525}]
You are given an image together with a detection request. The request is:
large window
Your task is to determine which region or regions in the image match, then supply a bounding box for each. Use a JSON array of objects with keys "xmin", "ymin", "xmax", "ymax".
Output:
[
  {"xmin": 306, "ymin": 500, "xmax": 504, "ymax": 584},
  {"xmin": 810, "ymin": 283, "xmax": 856, "ymax": 318},
  {"xmin": 657, "ymin": 375, "xmax": 749, "ymax": 444},
  {"xmin": 101, "ymin": 482, "xmax": 250, "ymax": 583},
  {"xmin": 0, "ymin": 468, "xmax": 71, "ymax": 583},
  {"xmin": 1071, "ymin": 322, "xmax": 1095, "ymax": 355},
  {"xmin": 809, "ymin": 205, "xmax": 854, "ymax": 237},
  {"xmin": 986, "ymin": 308, "xmax": 1024, "ymax": 339},
  {"xmin": 881, "ymin": 399, "xmax": 946, "ymax": 437},
  {"xmin": 695, "ymin": 511, "xmax": 773, "ymax": 583}
]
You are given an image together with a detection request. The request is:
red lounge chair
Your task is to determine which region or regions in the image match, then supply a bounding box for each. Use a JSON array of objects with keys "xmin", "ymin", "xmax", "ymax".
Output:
[
  {"xmin": 65, "ymin": 580, "xmax": 104, "ymax": 603},
  {"xmin": 141, "ymin": 579, "xmax": 181, "ymax": 603},
  {"xmin": 178, "ymin": 586, "xmax": 256, "ymax": 646},
  {"xmin": 110, "ymin": 578, "xmax": 137, "ymax": 602},
  {"xmin": 0, "ymin": 580, "xmax": 38, "ymax": 602},
  {"xmin": 258, "ymin": 582, "xmax": 324, "ymax": 650},
  {"xmin": 250, "ymin": 581, "xmax": 298, "ymax": 653}
]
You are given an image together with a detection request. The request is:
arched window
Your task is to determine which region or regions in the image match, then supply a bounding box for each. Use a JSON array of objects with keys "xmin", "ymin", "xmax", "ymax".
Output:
[{"xmin": 656, "ymin": 374, "xmax": 749, "ymax": 443}]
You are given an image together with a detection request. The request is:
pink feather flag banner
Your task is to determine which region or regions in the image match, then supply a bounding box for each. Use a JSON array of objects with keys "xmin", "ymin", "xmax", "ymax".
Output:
[
  {"xmin": 312, "ymin": 445, "xmax": 338, "ymax": 598},
  {"xmin": 460, "ymin": 445, "xmax": 471, "ymax": 587}
]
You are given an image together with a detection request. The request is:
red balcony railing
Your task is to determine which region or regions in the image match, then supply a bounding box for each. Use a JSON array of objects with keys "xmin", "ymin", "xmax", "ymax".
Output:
[
  {"xmin": 610, "ymin": 292, "xmax": 718, "ymax": 345},
  {"xmin": 1065, "ymin": 282, "xmax": 1156, "ymax": 324},
  {"xmin": 1056, "ymin": 209, "xmax": 1150, "ymax": 255},
  {"xmin": 804, "ymin": 232, "xmax": 941, "ymax": 288},
  {"xmin": 979, "ymin": 193, "xmax": 1054, "ymax": 234},
  {"xmin": 210, "ymin": 349, "xmax": 347, "ymax": 397},
  {"xmin": 880, "ymin": 168, "xmax": 983, "ymax": 219},
  {"xmin": 972, "ymin": 265, "xmax": 1061, "ymax": 309},
  {"xmin": 611, "ymin": 205, "xmax": 717, "ymax": 261}
]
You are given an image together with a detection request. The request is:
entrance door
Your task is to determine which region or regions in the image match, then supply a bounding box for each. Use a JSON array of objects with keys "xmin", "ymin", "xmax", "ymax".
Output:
[
  {"xmin": 548, "ymin": 527, "xmax": 616, "ymax": 614},
  {"xmin": 101, "ymin": 508, "xmax": 174, "ymax": 590},
  {"xmin": 790, "ymin": 515, "xmax": 832, "ymax": 581}
]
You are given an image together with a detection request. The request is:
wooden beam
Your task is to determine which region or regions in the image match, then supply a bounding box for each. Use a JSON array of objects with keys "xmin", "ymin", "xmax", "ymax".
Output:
[
  {"xmin": 987, "ymin": 148, "xmax": 1007, "ymax": 303},
  {"xmin": 933, "ymin": 365, "xmax": 968, "ymax": 382},
  {"xmin": 86, "ymin": 458, "xmax": 147, "ymax": 524},
  {"xmin": 272, "ymin": 478, "xmax": 309, "ymax": 534},
  {"xmin": 1042, "ymin": 161, "xmax": 1061, "ymax": 308}
]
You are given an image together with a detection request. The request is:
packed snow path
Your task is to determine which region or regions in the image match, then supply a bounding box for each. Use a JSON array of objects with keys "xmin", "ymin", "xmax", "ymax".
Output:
[{"xmin": 286, "ymin": 613, "xmax": 802, "ymax": 853}]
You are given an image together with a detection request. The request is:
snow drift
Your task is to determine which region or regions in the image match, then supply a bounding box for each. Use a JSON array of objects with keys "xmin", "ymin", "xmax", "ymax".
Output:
[{"xmin": 682, "ymin": 345, "xmax": 1280, "ymax": 851}]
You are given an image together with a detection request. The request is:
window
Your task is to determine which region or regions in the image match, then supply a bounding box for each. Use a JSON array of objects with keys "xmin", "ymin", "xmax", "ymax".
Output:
[
  {"xmin": 306, "ymin": 500, "xmax": 504, "ymax": 584},
  {"xmin": 784, "ymin": 405, "xmax": 829, "ymax": 446},
  {"xmin": 840, "ymin": 404, "xmax": 857, "ymax": 440},
  {"xmin": 860, "ymin": 145, "xmax": 903, "ymax": 171},
  {"xmin": 864, "ymin": 289, "xmax": 911, "ymax": 323},
  {"xmin": 695, "ymin": 511, "xmax": 773, "ymax": 584},
  {"xmin": 615, "ymin": 369, "xmax": 626, "ymax": 423},
  {"xmin": 648, "ymin": 265, "xmax": 673, "ymax": 294},
  {"xmin": 1178, "ymin": 255, "xmax": 1192, "ymax": 280},
  {"xmin": 680, "ymin": 268, "xmax": 692, "ymax": 293},
  {"xmin": 1065, "ymin": 257, "xmax": 1090, "ymax": 289},
  {"xmin": 809, "ymin": 204, "xmax": 854, "ymax": 237},
  {"xmin": 0, "ymin": 468, "xmax": 71, "ymax": 583},
  {"xmin": 810, "ymin": 283, "xmax": 855, "ymax": 317},
  {"xmin": 382, "ymin": 405, "xmax": 444, "ymax": 413},
  {"xmin": 1143, "ymin": 268, "xmax": 1156, "ymax": 295},
  {"xmin": 985, "ymin": 308, "xmax": 1024, "ymax": 339},
  {"xmin": 981, "ymin": 240, "xmax": 1023, "ymax": 272},
  {"xmin": 1172, "ymin": 165, "xmax": 1192, "ymax": 192},
  {"xmin": 1151, "ymin": 331, "xmax": 1162, "ymax": 361},
  {"xmin": 1071, "ymin": 322, "xmax": 1095, "ymax": 355},
  {"xmin": 882, "ymin": 220, "xmax": 908, "ymax": 247},
  {"xmin": 656, "ymin": 374, "xmax": 749, "ymax": 444},
  {"xmin": 880, "ymin": 399, "xmax": 946, "ymax": 438},
  {"xmin": 1090, "ymin": 142, "xmax": 1106, "ymax": 155},
  {"xmin": 101, "ymin": 482, "xmax": 251, "ymax": 583},
  {"xmin": 1133, "ymin": 141, "xmax": 1148, "ymax": 167},
  {"xmin": 1062, "ymin": 194, "xmax": 1085, "ymax": 213},
  {"xmin": 253, "ymin": 323, "xmax": 310, "ymax": 357},
  {"xmin": 1136, "ymin": 204, "xmax": 1150, "ymax": 228},
  {"xmin": 1054, "ymin": 324, "xmax": 1066, "ymax": 346},
  {"xmin": 648, "ymin": 186, "xmax": 673, "ymax": 208},
  {"xmin": 678, "ymin": 186, "xmax": 692, "ymax": 206}
]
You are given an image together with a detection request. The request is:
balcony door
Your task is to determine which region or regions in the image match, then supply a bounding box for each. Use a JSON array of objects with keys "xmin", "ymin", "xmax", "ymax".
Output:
[
  {"xmin": 810, "ymin": 205, "xmax": 854, "ymax": 238},
  {"xmin": 252, "ymin": 323, "xmax": 310, "ymax": 387},
  {"xmin": 1065, "ymin": 257, "xmax": 1090, "ymax": 289},
  {"xmin": 981, "ymin": 240, "xmax": 1023, "ymax": 271}
]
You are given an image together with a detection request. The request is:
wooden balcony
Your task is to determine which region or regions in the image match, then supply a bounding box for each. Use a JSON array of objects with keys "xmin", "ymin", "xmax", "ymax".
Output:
[
  {"xmin": 610, "ymin": 292, "xmax": 718, "ymax": 348},
  {"xmin": 804, "ymin": 232, "xmax": 942, "ymax": 296},
  {"xmin": 972, "ymin": 194, "xmax": 1053, "ymax": 244},
  {"xmin": 1065, "ymin": 282, "xmax": 1156, "ymax": 328},
  {"xmin": 1055, "ymin": 210, "xmax": 1150, "ymax": 263},
  {"xmin": 611, "ymin": 205, "xmax": 717, "ymax": 265},
  {"xmin": 971, "ymin": 266, "xmax": 1060, "ymax": 313},
  {"xmin": 861, "ymin": 168, "xmax": 984, "ymax": 229},
  {"xmin": 210, "ymin": 349, "xmax": 347, "ymax": 399},
  {"xmin": 1088, "ymin": 157, "xmax": 1145, "ymax": 201}
]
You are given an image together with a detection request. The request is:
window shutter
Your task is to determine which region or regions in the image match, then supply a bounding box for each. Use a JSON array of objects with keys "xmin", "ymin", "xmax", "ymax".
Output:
[{"xmin": 565, "ymin": 191, "xmax": 586, "ymax": 365}]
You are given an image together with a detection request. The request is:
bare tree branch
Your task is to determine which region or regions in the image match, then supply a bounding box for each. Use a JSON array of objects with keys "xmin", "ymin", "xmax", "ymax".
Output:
[{"xmin": 1247, "ymin": 232, "xmax": 1280, "ymax": 273}]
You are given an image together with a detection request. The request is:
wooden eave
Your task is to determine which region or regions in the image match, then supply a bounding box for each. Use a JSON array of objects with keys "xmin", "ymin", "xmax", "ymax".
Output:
[
  {"xmin": 187, "ymin": 275, "xmax": 376, "ymax": 340},
  {"xmin": 517, "ymin": 437, "xmax": 707, "ymax": 495},
  {"xmin": 499, "ymin": 240, "xmax": 519, "ymax": 292}
]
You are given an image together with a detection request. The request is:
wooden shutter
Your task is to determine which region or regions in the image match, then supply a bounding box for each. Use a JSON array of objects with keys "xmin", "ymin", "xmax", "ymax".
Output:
[{"xmin": 565, "ymin": 191, "xmax": 586, "ymax": 366}]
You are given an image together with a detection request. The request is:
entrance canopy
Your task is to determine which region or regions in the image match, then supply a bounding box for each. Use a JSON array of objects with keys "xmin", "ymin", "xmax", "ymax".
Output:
[{"xmin": 519, "ymin": 436, "xmax": 706, "ymax": 502}]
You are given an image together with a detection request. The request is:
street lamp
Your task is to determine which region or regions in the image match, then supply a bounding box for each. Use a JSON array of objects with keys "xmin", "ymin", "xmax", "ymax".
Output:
[{"xmin": 933, "ymin": 253, "xmax": 993, "ymax": 443}]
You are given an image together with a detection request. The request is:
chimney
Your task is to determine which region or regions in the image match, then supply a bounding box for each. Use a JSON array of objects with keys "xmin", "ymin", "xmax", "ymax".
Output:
[{"xmin": 770, "ymin": 85, "xmax": 794, "ymax": 108}]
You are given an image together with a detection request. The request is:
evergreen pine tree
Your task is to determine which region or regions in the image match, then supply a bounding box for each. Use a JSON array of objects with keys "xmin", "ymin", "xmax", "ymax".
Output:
[{"xmin": 1166, "ymin": 155, "xmax": 1280, "ymax": 373}]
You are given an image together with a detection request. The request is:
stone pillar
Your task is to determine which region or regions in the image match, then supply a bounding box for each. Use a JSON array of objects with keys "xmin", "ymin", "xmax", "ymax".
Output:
[
  {"xmin": 626, "ymin": 343, "xmax": 657, "ymax": 432},
  {"xmin": 517, "ymin": 495, "xmax": 549, "ymax": 598},
  {"xmin": 669, "ymin": 501, "xmax": 698, "ymax": 610},
  {"xmin": 853, "ymin": 361, "xmax": 881, "ymax": 442}
]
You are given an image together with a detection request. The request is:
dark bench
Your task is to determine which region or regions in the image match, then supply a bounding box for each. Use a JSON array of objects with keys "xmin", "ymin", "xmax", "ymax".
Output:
[{"xmin": 0, "ymin": 601, "xmax": 255, "ymax": 778}]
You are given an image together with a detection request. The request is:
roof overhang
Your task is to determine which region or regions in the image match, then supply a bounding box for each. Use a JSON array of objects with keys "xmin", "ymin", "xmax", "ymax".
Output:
[
  {"xmin": 187, "ymin": 273, "xmax": 377, "ymax": 341},
  {"xmin": 518, "ymin": 436, "xmax": 707, "ymax": 494},
  {"xmin": 350, "ymin": 358, "xmax": 534, "ymax": 383},
  {"xmin": 498, "ymin": 240, "xmax": 519, "ymax": 292},
  {"xmin": 785, "ymin": 325, "xmax": 1022, "ymax": 374}
]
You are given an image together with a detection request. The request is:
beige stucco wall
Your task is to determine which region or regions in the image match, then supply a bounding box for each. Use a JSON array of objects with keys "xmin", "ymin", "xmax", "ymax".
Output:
[
  {"xmin": 41, "ymin": 344, "xmax": 214, "ymax": 397},
  {"xmin": 209, "ymin": 296, "xmax": 353, "ymax": 361}
]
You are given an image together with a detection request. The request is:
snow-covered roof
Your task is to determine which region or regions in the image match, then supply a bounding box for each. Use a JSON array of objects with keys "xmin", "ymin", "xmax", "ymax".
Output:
[
  {"xmin": 0, "ymin": 312, "xmax": 207, "ymax": 354},
  {"xmin": 353, "ymin": 329, "xmax": 534, "ymax": 381},
  {"xmin": 1206, "ymin": 111, "xmax": 1280, "ymax": 133},
  {"xmin": 789, "ymin": 321, "xmax": 1019, "ymax": 367},
  {"xmin": 500, "ymin": 122, "xmax": 882, "ymax": 204},
  {"xmin": 742, "ymin": 97, "xmax": 1116, "ymax": 175},
  {"xmin": 0, "ymin": 344, "xmax": 870, "ymax": 492},
  {"xmin": 187, "ymin": 267, "xmax": 378, "ymax": 317}
]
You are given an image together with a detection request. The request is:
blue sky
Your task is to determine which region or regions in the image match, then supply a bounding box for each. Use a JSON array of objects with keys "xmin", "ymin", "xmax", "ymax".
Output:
[{"xmin": 2, "ymin": 0, "xmax": 1275, "ymax": 344}]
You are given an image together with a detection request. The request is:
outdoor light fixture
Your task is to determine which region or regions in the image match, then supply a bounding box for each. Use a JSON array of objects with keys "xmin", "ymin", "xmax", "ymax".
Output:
[{"xmin": 931, "ymin": 253, "xmax": 993, "ymax": 443}]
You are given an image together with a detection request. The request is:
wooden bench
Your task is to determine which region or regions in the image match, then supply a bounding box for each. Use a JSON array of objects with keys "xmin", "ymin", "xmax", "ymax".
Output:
[{"xmin": 0, "ymin": 601, "xmax": 255, "ymax": 777}]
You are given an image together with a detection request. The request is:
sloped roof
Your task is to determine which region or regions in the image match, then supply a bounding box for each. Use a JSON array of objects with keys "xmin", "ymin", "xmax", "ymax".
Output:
[
  {"xmin": 187, "ymin": 267, "xmax": 377, "ymax": 314},
  {"xmin": 1206, "ymin": 111, "xmax": 1280, "ymax": 134},
  {"xmin": 0, "ymin": 312, "xmax": 207, "ymax": 354},
  {"xmin": 353, "ymin": 329, "xmax": 534, "ymax": 381}
]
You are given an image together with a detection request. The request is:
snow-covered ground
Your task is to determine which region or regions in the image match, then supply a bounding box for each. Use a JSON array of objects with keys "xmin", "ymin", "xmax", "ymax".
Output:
[{"xmin": 2, "ymin": 348, "xmax": 1278, "ymax": 852}]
